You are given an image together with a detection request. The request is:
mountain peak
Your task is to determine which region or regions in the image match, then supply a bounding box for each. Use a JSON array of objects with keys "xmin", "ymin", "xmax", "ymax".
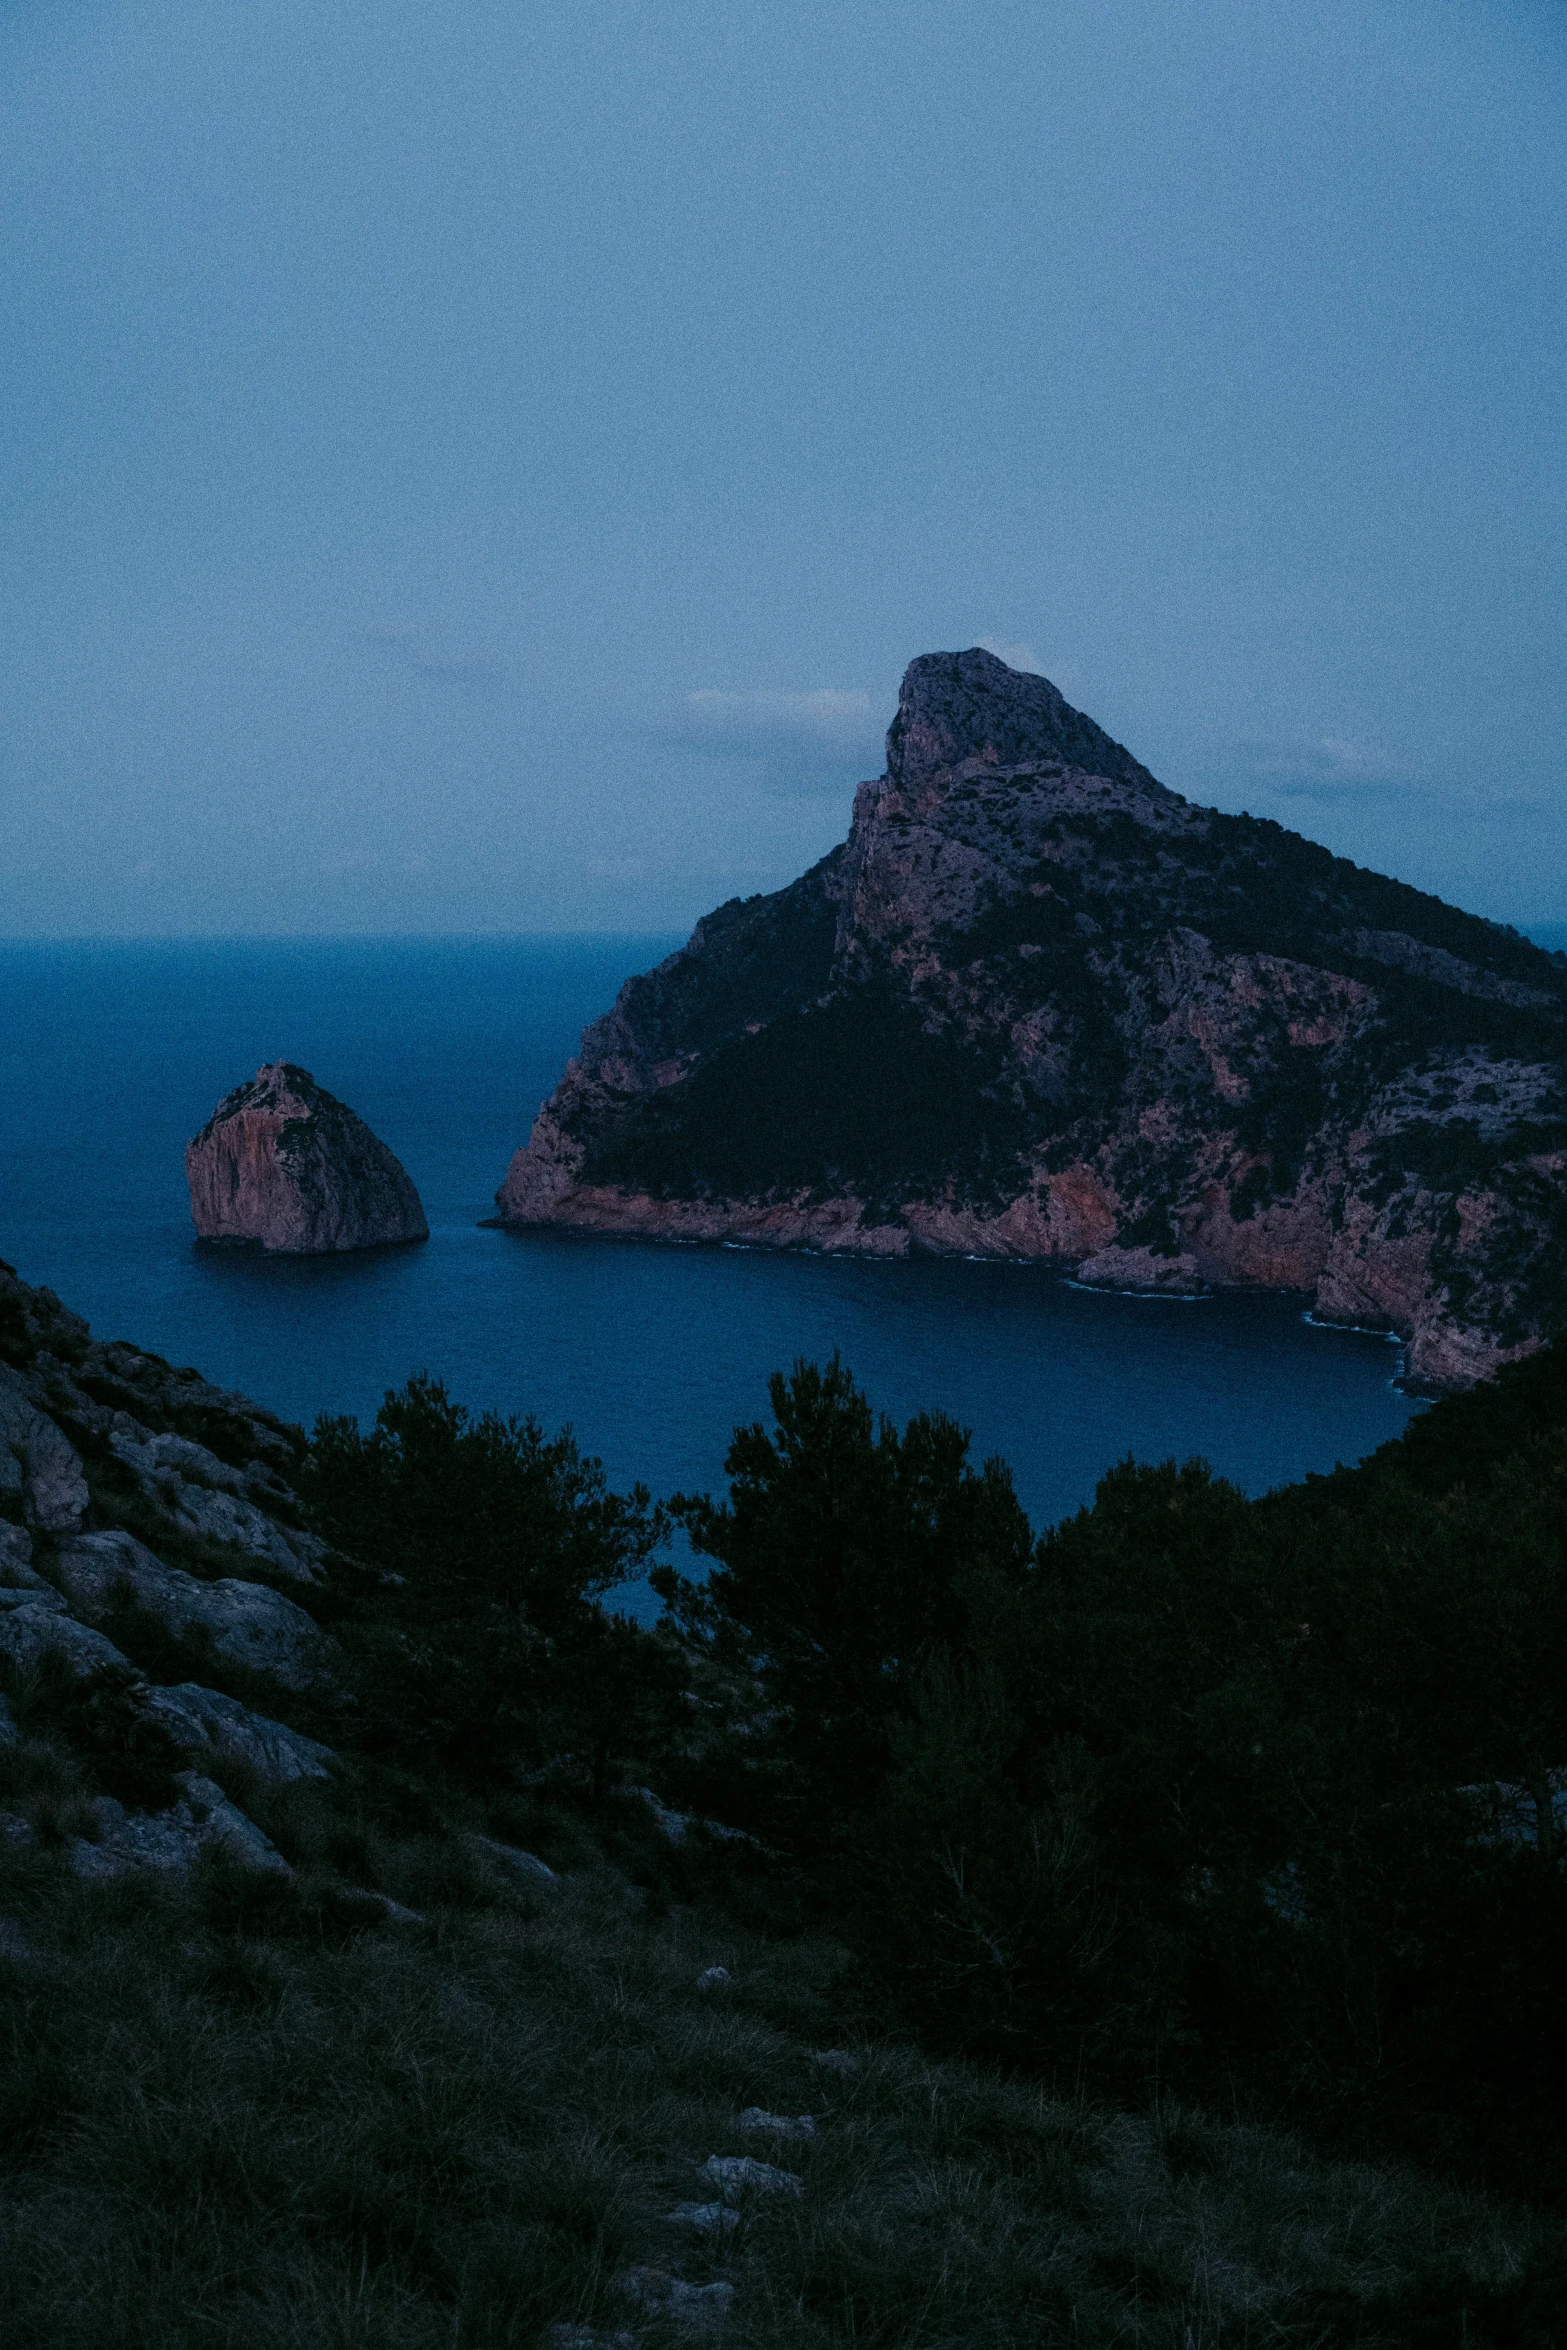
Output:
[{"xmin": 886, "ymin": 648, "xmax": 1170, "ymax": 802}]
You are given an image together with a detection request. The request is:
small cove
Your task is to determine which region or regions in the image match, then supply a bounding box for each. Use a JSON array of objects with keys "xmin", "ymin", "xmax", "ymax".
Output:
[{"xmin": 2, "ymin": 935, "xmax": 1420, "ymax": 1611}]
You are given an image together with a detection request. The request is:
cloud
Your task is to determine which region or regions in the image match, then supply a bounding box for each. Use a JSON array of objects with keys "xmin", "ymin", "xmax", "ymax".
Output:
[
  {"xmin": 365, "ymin": 628, "xmax": 508, "ymax": 690},
  {"xmin": 1212, "ymin": 732, "xmax": 1420, "ymax": 800},
  {"xmin": 976, "ymin": 638, "xmax": 1042, "ymax": 675},
  {"xmin": 659, "ymin": 685, "xmax": 887, "ymax": 787}
]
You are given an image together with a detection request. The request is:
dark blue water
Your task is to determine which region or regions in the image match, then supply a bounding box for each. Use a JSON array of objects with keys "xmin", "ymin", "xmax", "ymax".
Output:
[{"xmin": 1, "ymin": 937, "xmax": 1420, "ymax": 1611}]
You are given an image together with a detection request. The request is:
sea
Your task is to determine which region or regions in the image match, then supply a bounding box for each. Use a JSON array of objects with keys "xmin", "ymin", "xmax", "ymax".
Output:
[{"xmin": 0, "ymin": 932, "xmax": 1456, "ymax": 1614}]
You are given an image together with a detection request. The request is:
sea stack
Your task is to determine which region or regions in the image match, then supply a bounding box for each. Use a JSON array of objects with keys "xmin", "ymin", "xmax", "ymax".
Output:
[
  {"xmin": 187, "ymin": 1064, "xmax": 428, "ymax": 1254},
  {"xmin": 495, "ymin": 647, "xmax": 1567, "ymax": 1388}
]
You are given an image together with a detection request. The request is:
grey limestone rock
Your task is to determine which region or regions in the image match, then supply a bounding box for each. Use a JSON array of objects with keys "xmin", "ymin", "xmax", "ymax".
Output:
[
  {"xmin": 807, "ymin": 2048, "xmax": 860, "ymax": 2075},
  {"xmin": 0, "ymin": 1601, "xmax": 133, "ymax": 1680},
  {"xmin": 0, "ymin": 1364, "xmax": 88, "ymax": 1532},
  {"xmin": 667, "ymin": 2202, "xmax": 738, "ymax": 2239},
  {"xmin": 53, "ymin": 1530, "xmax": 340, "ymax": 1694},
  {"xmin": 109, "ymin": 1426, "xmax": 324, "ymax": 1582},
  {"xmin": 186, "ymin": 1062, "xmax": 428, "ymax": 1254},
  {"xmin": 467, "ymin": 1833, "xmax": 559, "ymax": 1887},
  {"xmin": 739, "ymin": 2108, "xmax": 816, "ymax": 2141},
  {"xmin": 139, "ymin": 1682, "xmax": 336, "ymax": 1783},
  {"xmin": 615, "ymin": 2268, "xmax": 734, "ymax": 2328},
  {"xmin": 702, "ymin": 2155, "xmax": 802, "ymax": 2202},
  {"xmin": 70, "ymin": 1773, "xmax": 290, "ymax": 1878}
]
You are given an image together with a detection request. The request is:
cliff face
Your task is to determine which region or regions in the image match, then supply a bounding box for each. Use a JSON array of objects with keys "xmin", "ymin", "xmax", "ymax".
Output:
[
  {"xmin": 187, "ymin": 1063, "xmax": 428, "ymax": 1254},
  {"xmin": 496, "ymin": 649, "xmax": 1567, "ymax": 1386}
]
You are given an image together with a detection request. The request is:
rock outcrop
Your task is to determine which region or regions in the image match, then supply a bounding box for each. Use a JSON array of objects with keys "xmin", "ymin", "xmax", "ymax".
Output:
[
  {"xmin": 186, "ymin": 1062, "xmax": 428, "ymax": 1254},
  {"xmin": 0, "ymin": 1254, "xmax": 339, "ymax": 1869},
  {"xmin": 495, "ymin": 648, "xmax": 1567, "ymax": 1387}
]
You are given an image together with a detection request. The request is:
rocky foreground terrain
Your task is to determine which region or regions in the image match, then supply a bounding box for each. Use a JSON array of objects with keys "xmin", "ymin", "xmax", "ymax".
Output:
[
  {"xmin": 497, "ymin": 649, "xmax": 1567, "ymax": 1385},
  {"xmin": 187, "ymin": 1060, "xmax": 428, "ymax": 1253},
  {"xmin": 0, "ymin": 1254, "xmax": 344, "ymax": 1877}
]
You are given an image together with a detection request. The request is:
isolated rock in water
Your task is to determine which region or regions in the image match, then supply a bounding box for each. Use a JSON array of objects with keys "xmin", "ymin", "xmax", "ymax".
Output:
[
  {"xmin": 54, "ymin": 1530, "xmax": 341, "ymax": 1694},
  {"xmin": 139, "ymin": 1682, "xmax": 336, "ymax": 1784},
  {"xmin": 496, "ymin": 646, "xmax": 1567, "ymax": 1388},
  {"xmin": 186, "ymin": 1062, "xmax": 428, "ymax": 1254},
  {"xmin": 0, "ymin": 1365, "xmax": 88, "ymax": 1532}
]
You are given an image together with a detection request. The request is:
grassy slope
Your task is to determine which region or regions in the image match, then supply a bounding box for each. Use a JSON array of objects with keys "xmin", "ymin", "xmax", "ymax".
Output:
[{"xmin": 0, "ymin": 1760, "xmax": 1556, "ymax": 2350}]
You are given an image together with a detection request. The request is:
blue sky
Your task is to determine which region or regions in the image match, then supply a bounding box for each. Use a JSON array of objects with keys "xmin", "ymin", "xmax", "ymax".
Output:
[{"xmin": 1, "ymin": 0, "xmax": 1563, "ymax": 935}]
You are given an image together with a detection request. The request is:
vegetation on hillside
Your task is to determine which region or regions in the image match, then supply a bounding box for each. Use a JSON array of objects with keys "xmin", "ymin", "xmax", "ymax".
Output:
[{"xmin": 7, "ymin": 1338, "xmax": 1567, "ymax": 2341}]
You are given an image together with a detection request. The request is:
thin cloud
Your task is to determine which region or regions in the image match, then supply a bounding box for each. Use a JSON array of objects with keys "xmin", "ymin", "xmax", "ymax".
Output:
[
  {"xmin": 659, "ymin": 685, "xmax": 887, "ymax": 788},
  {"xmin": 977, "ymin": 638, "xmax": 1042, "ymax": 675},
  {"xmin": 365, "ymin": 628, "xmax": 508, "ymax": 690},
  {"xmin": 1215, "ymin": 732, "xmax": 1420, "ymax": 799},
  {"xmin": 678, "ymin": 686, "xmax": 881, "ymax": 753}
]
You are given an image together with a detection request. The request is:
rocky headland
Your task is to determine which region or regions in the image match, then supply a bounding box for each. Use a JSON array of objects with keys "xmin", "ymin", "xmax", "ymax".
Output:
[
  {"xmin": 187, "ymin": 1061, "xmax": 428, "ymax": 1254},
  {"xmin": 496, "ymin": 648, "xmax": 1567, "ymax": 1386}
]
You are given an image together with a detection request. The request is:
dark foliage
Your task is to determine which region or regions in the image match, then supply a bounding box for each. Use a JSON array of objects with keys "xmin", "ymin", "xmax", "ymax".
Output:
[
  {"xmin": 653, "ymin": 1357, "xmax": 1033, "ymax": 1845},
  {"xmin": 301, "ymin": 1375, "xmax": 677, "ymax": 1789},
  {"xmin": 651, "ymin": 1341, "xmax": 1567, "ymax": 2198}
]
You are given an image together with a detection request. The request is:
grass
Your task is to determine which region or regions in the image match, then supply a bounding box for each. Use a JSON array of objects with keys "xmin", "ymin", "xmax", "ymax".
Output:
[{"xmin": 0, "ymin": 1786, "xmax": 1556, "ymax": 2350}]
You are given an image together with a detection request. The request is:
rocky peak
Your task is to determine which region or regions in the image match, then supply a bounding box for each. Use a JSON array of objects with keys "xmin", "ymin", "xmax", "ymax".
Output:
[
  {"xmin": 883, "ymin": 648, "xmax": 1172, "ymax": 810},
  {"xmin": 186, "ymin": 1064, "xmax": 428, "ymax": 1255}
]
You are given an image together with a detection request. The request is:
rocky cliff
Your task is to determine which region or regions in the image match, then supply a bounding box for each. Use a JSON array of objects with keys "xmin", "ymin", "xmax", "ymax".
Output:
[
  {"xmin": 496, "ymin": 648, "xmax": 1567, "ymax": 1387},
  {"xmin": 187, "ymin": 1062, "xmax": 428, "ymax": 1254}
]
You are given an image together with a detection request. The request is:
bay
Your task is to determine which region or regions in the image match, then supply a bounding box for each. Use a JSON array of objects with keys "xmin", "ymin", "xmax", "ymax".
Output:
[{"xmin": 1, "ymin": 936, "xmax": 1419, "ymax": 1612}]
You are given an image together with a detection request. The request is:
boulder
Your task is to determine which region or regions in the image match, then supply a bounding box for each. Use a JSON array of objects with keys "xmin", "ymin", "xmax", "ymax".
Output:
[
  {"xmin": 701, "ymin": 2155, "xmax": 802, "ymax": 2202},
  {"xmin": 138, "ymin": 1682, "xmax": 336, "ymax": 1783},
  {"xmin": 109, "ymin": 1426, "xmax": 324, "ymax": 1582},
  {"xmin": 667, "ymin": 2202, "xmax": 738, "ymax": 2239},
  {"xmin": 739, "ymin": 2109, "xmax": 816, "ymax": 2141},
  {"xmin": 0, "ymin": 1601, "xmax": 133, "ymax": 1680},
  {"xmin": 615, "ymin": 2268, "xmax": 734, "ymax": 2328},
  {"xmin": 53, "ymin": 1530, "xmax": 340, "ymax": 1694},
  {"xmin": 0, "ymin": 1525, "xmax": 59, "ymax": 1598},
  {"xmin": 467, "ymin": 1834, "xmax": 559, "ymax": 1887},
  {"xmin": 0, "ymin": 1366, "xmax": 87, "ymax": 1532},
  {"xmin": 70, "ymin": 1773, "xmax": 289, "ymax": 1877},
  {"xmin": 186, "ymin": 1062, "xmax": 428, "ymax": 1254}
]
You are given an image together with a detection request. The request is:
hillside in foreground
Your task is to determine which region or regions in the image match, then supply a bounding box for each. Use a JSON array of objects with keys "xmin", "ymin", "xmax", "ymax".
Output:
[
  {"xmin": 2, "ymin": 1251, "xmax": 1567, "ymax": 2344},
  {"xmin": 498, "ymin": 649, "xmax": 1567, "ymax": 1387}
]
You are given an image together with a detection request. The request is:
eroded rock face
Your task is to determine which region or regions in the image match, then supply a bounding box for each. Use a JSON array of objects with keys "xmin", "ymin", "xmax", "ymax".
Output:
[
  {"xmin": 0, "ymin": 1363, "xmax": 88, "ymax": 1532},
  {"xmin": 0, "ymin": 1257, "xmax": 343, "ymax": 1875},
  {"xmin": 495, "ymin": 648, "xmax": 1567, "ymax": 1386},
  {"xmin": 186, "ymin": 1062, "xmax": 428, "ymax": 1254},
  {"xmin": 53, "ymin": 1531, "xmax": 341, "ymax": 1695}
]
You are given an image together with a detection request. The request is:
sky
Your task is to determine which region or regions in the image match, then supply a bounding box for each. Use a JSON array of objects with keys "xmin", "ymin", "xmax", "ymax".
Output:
[{"xmin": 1, "ymin": 0, "xmax": 1563, "ymax": 938}]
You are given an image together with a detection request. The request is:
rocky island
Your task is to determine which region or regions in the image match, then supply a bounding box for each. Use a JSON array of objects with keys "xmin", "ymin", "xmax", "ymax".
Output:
[
  {"xmin": 496, "ymin": 648, "xmax": 1567, "ymax": 1386},
  {"xmin": 187, "ymin": 1062, "xmax": 428, "ymax": 1254}
]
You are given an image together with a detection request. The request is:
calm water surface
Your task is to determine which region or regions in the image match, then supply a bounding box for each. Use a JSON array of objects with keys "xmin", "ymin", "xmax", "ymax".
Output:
[{"xmin": 2, "ymin": 937, "xmax": 1420, "ymax": 1610}]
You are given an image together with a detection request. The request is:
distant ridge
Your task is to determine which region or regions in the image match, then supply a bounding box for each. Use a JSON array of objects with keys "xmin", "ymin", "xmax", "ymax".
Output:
[{"xmin": 496, "ymin": 649, "xmax": 1567, "ymax": 1387}]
